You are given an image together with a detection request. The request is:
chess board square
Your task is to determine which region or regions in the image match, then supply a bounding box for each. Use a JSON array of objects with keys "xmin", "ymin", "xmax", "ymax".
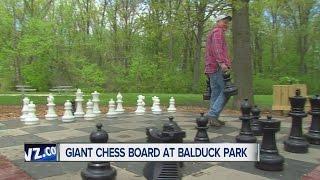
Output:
[
  {"xmin": 208, "ymin": 126, "xmax": 238, "ymax": 135},
  {"xmin": 218, "ymin": 158, "xmax": 318, "ymax": 180},
  {"xmin": 58, "ymin": 121, "xmax": 96, "ymax": 129},
  {"xmin": 77, "ymin": 126, "xmax": 127, "ymax": 134},
  {"xmin": 0, "ymin": 129, "xmax": 29, "ymax": 137},
  {"xmin": 183, "ymin": 130, "xmax": 221, "ymax": 142},
  {"xmin": 35, "ymin": 129, "xmax": 89, "ymax": 141},
  {"xmin": 39, "ymin": 171, "xmax": 82, "ymax": 180},
  {"xmin": 0, "ymin": 119, "xmax": 26, "ymax": 129},
  {"xmin": 0, "ymin": 145, "xmax": 24, "ymax": 161},
  {"xmin": 58, "ymin": 135, "xmax": 90, "ymax": 143},
  {"xmin": 109, "ymin": 130, "xmax": 146, "ymax": 142},
  {"xmin": 183, "ymin": 165, "xmax": 269, "ymax": 180},
  {"xmin": 108, "ymin": 122, "xmax": 154, "ymax": 130},
  {"xmin": 0, "ymin": 134, "xmax": 48, "ymax": 148},
  {"xmin": 277, "ymin": 143, "xmax": 320, "ymax": 164},
  {"xmin": 21, "ymin": 125, "xmax": 67, "ymax": 134},
  {"xmin": 12, "ymin": 159, "xmax": 65, "ymax": 179},
  {"xmin": 210, "ymin": 135, "xmax": 235, "ymax": 143}
]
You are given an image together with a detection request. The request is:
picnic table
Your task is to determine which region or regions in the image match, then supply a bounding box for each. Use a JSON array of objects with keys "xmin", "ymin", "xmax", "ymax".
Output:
[{"xmin": 49, "ymin": 86, "xmax": 77, "ymax": 94}]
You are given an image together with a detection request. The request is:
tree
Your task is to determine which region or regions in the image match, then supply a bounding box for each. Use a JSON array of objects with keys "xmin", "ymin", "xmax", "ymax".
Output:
[{"xmin": 232, "ymin": 0, "xmax": 254, "ymax": 107}]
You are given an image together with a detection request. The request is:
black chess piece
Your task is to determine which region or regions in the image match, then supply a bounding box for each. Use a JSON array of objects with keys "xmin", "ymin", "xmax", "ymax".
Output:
[
  {"xmin": 144, "ymin": 117, "xmax": 186, "ymax": 180},
  {"xmin": 194, "ymin": 113, "xmax": 210, "ymax": 143},
  {"xmin": 305, "ymin": 95, "xmax": 320, "ymax": 145},
  {"xmin": 284, "ymin": 89, "xmax": 309, "ymax": 153},
  {"xmin": 223, "ymin": 72, "xmax": 238, "ymax": 97},
  {"xmin": 236, "ymin": 99, "xmax": 257, "ymax": 143},
  {"xmin": 255, "ymin": 116, "xmax": 284, "ymax": 171},
  {"xmin": 203, "ymin": 77, "xmax": 211, "ymax": 100},
  {"xmin": 81, "ymin": 123, "xmax": 117, "ymax": 180},
  {"xmin": 251, "ymin": 105, "xmax": 262, "ymax": 136}
]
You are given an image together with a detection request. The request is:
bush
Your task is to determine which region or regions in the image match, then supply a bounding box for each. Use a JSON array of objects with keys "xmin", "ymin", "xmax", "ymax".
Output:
[{"xmin": 253, "ymin": 75, "xmax": 278, "ymax": 95}]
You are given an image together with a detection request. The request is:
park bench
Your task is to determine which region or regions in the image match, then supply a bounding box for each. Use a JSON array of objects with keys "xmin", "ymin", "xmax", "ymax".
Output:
[
  {"xmin": 49, "ymin": 86, "xmax": 77, "ymax": 94},
  {"xmin": 15, "ymin": 85, "xmax": 37, "ymax": 93}
]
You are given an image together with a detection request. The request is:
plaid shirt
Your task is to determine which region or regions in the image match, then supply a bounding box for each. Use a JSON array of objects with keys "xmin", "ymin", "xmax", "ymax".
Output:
[{"xmin": 204, "ymin": 26, "xmax": 231, "ymax": 74}]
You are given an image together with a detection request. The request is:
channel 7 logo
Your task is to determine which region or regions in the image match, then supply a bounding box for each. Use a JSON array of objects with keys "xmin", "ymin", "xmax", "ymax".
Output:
[{"xmin": 24, "ymin": 144, "xmax": 58, "ymax": 162}]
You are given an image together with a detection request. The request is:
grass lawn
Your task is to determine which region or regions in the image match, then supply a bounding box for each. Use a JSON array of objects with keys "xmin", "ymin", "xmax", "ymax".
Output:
[{"xmin": 0, "ymin": 92, "xmax": 273, "ymax": 109}]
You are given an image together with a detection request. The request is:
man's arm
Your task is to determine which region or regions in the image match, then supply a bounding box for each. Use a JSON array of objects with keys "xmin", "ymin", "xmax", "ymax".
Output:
[{"xmin": 212, "ymin": 28, "xmax": 229, "ymax": 71}]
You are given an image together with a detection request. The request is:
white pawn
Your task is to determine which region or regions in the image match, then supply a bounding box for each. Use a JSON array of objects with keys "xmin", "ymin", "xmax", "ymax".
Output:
[
  {"xmin": 74, "ymin": 89, "xmax": 85, "ymax": 118},
  {"xmin": 62, "ymin": 100, "xmax": 75, "ymax": 122},
  {"xmin": 167, "ymin": 97, "xmax": 176, "ymax": 113},
  {"xmin": 135, "ymin": 98, "xmax": 145, "ymax": 115},
  {"xmin": 24, "ymin": 101, "xmax": 39, "ymax": 125},
  {"xmin": 151, "ymin": 96, "xmax": 157, "ymax": 111},
  {"xmin": 45, "ymin": 94, "xmax": 58, "ymax": 120},
  {"xmin": 138, "ymin": 95, "xmax": 146, "ymax": 111},
  {"xmin": 153, "ymin": 97, "xmax": 162, "ymax": 115},
  {"xmin": 115, "ymin": 92, "xmax": 125, "ymax": 114},
  {"xmin": 91, "ymin": 91, "xmax": 101, "ymax": 116},
  {"xmin": 20, "ymin": 97, "xmax": 30, "ymax": 121},
  {"xmin": 84, "ymin": 100, "xmax": 95, "ymax": 121},
  {"xmin": 107, "ymin": 99, "xmax": 117, "ymax": 118}
]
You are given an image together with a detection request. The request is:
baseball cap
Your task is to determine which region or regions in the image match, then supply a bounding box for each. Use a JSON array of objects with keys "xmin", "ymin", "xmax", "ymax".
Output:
[{"xmin": 216, "ymin": 14, "xmax": 232, "ymax": 22}]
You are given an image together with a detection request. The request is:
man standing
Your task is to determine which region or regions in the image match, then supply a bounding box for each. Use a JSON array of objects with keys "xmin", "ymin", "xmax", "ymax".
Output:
[{"xmin": 204, "ymin": 15, "xmax": 232, "ymax": 127}]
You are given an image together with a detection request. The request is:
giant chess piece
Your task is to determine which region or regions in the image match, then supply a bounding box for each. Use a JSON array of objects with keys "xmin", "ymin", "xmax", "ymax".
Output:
[
  {"xmin": 84, "ymin": 100, "xmax": 95, "ymax": 121},
  {"xmin": 74, "ymin": 89, "xmax": 85, "ymax": 118},
  {"xmin": 223, "ymin": 72, "xmax": 238, "ymax": 97},
  {"xmin": 81, "ymin": 123, "xmax": 117, "ymax": 180},
  {"xmin": 284, "ymin": 89, "xmax": 309, "ymax": 153},
  {"xmin": 203, "ymin": 77, "xmax": 211, "ymax": 100},
  {"xmin": 251, "ymin": 105, "xmax": 262, "ymax": 136},
  {"xmin": 62, "ymin": 100, "xmax": 75, "ymax": 122},
  {"xmin": 135, "ymin": 98, "xmax": 145, "ymax": 115},
  {"xmin": 115, "ymin": 92, "xmax": 125, "ymax": 114},
  {"xmin": 305, "ymin": 95, "xmax": 320, "ymax": 145},
  {"xmin": 45, "ymin": 94, "xmax": 58, "ymax": 120},
  {"xmin": 235, "ymin": 99, "xmax": 257, "ymax": 143},
  {"xmin": 106, "ymin": 99, "xmax": 117, "ymax": 118},
  {"xmin": 24, "ymin": 101, "xmax": 39, "ymax": 125},
  {"xmin": 194, "ymin": 113, "xmax": 210, "ymax": 143},
  {"xmin": 167, "ymin": 97, "xmax": 176, "ymax": 113},
  {"xmin": 152, "ymin": 97, "xmax": 162, "ymax": 115},
  {"xmin": 151, "ymin": 96, "xmax": 157, "ymax": 111},
  {"xmin": 144, "ymin": 117, "xmax": 185, "ymax": 180},
  {"xmin": 20, "ymin": 97, "xmax": 30, "ymax": 121},
  {"xmin": 255, "ymin": 116, "xmax": 284, "ymax": 171},
  {"xmin": 92, "ymin": 91, "xmax": 101, "ymax": 116},
  {"xmin": 138, "ymin": 95, "xmax": 146, "ymax": 111}
]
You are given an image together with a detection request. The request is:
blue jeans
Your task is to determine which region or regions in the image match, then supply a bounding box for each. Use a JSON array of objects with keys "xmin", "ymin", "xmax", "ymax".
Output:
[{"xmin": 207, "ymin": 69, "xmax": 229, "ymax": 118}]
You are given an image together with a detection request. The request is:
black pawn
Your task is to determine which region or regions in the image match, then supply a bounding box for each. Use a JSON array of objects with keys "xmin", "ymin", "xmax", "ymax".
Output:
[
  {"xmin": 203, "ymin": 77, "xmax": 211, "ymax": 100},
  {"xmin": 256, "ymin": 116, "xmax": 284, "ymax": 171},
  {"xmin": 81, "ymin": 123, "xmax": 117, "ymax": 180},
  {"xmin": 284, "ymin": 89, "xmax": 309, "ymax": 153},
  {"xmin": 251, "ymin": 105, "xmax": 262, "ymax": 136},
  {"xmin": 194, "ymin": 113, "xmax": 210, "ymax": 143},
  {"xmin": 223, "ymin": 72, "xmax": 238, "ymax": 97},
  {"xmin": 305, "ymin": 95, "xmax": 320, "ymax": 145},
  {"xmin": 236, "ymin": 99, "xmax": 257, "ymax": 143}
]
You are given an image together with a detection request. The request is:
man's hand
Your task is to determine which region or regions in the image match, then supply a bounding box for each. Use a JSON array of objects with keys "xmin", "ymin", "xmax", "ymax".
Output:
[{"xmin": 220, "ymin": 63, "xmax": 228, "ymax": 72}]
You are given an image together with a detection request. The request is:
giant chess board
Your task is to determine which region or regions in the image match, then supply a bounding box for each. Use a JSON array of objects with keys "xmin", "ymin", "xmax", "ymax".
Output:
[{"xmin": 0, "ymin": 112, "xmax": 319, "ymax": 180}]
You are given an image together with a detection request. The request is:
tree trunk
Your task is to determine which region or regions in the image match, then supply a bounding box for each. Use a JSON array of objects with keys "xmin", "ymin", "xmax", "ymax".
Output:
[
  {"xmin": 232, "ymin": 0, "xmax": 254, "ymax": 108},
  {"xmin": 192, "ymin": 22, "xmax": 203, "ymax": 92},
  {"xmin": 254, "ymin": 33, "xmax": 263, "ymax": 73}
]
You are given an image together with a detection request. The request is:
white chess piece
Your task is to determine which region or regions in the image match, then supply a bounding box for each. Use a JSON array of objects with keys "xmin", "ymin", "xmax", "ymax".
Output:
[
  {"xmin": 84, "ymin": 100, "xmax": 95, "ymax": 121},
  {"xmin": 151, "ymin": 96, "xmax": 157, "ymax": 112},
  {"xmin": 62, "ymin": 100, "xmax": 75, "ymax": 122},
  {"xmin": 107, "ymin": 99, "xmax": 117, "ymax": 118},
  {"xmin": 167, "ymin": 97, "xmax": 176, "ymax": 113},
  {"xmin": 45, "ymin": 94, "xmax": 58, "ymax": 120},
  {"xmin": 24, "ymin": 101, "xmax": 39, "ymax": 125},
  {"xmin": 115, "ymin": 92, "xmax": 125, "ymax": 114},
  {"xmin": 91, "ymin": 91, "xmax": 101, "ymax": 116},
  {"xmin": 152, "ymin": 97, "xmax": 162, "ymax": 115},
  {"xmin": 20, "ymin": 97, "xmax": 30, "ymax": 121},
  {"xmin": 138, "ymin": 95, "xmax": 146, "ymax": 111},
  {"xmin": 74, "ymin": 89, "xmax": 85, "ymax": 118},
  {"xmin": 135, "ymin": 98, "xmax": 145, "ymax": 115}
]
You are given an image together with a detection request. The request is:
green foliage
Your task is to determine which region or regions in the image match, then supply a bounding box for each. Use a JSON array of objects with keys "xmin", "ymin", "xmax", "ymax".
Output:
[
  {"xmin": 278, "ymin": 76, "xmax": 300, "ymax": 85},
  {"xmin": 253, "ymin": 75, "xmax": 278, "ymax": 95}
]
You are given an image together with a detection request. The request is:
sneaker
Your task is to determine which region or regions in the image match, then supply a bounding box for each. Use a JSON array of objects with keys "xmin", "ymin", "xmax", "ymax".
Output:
[
  {"xmin": 217, "ymin": 119, "xmax": 225, "ymax": 126},
  {"xmin": 208, "ymin": 117, "xmax": 221, "ymax": 127}
]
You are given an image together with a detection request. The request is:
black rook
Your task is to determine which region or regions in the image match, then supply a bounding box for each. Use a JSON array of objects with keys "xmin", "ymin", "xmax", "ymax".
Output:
[
  {"xmin": 255, "ymin": 116, "xmax": 284, "ymax": 171},
  {"xmin": 305, "ymin": 95, "xmax": 320, "ymax": 145},
  {"xmin": 284, "ymin": 89, "xmax": 309, "ymax": 153},
  {"xmin": 81, "ymin": 123, "xmax": 117, "ymax": 180}
]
